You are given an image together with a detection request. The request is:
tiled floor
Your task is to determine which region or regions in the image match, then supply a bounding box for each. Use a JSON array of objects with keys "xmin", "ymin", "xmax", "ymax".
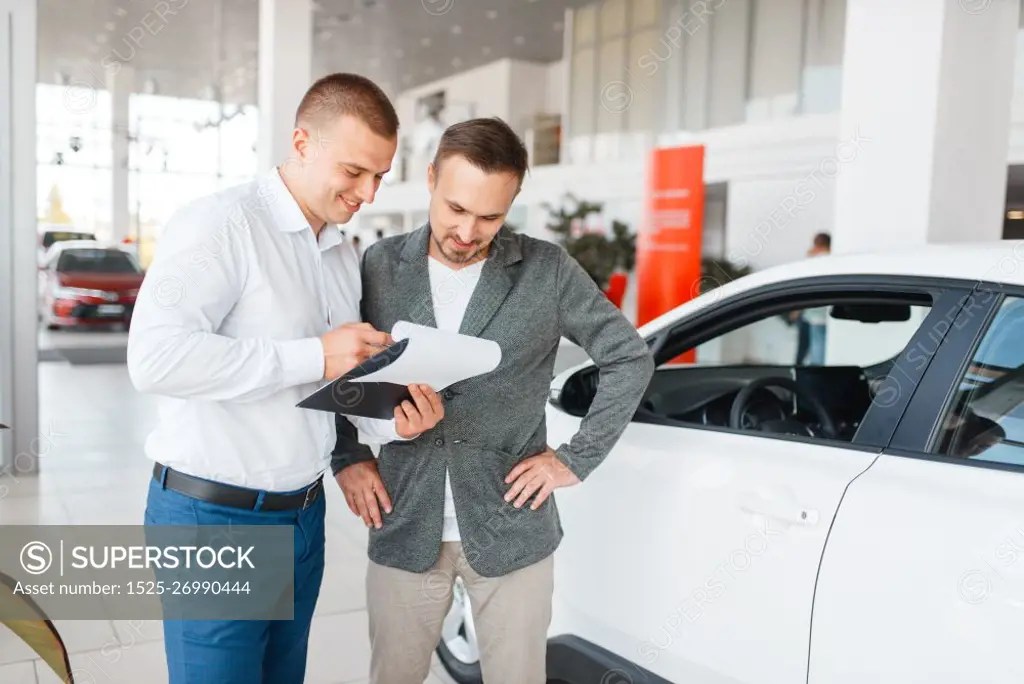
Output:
[
  {"xmin": 0, "ymin": 359, "xmax": 460, "ymax": 684},
  {"xmin": 36, "ymin": 328, "xmax": 129, "ymax": 364}
]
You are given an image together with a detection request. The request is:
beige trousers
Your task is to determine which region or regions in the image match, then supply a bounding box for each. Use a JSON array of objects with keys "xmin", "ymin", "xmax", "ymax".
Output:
[{"xmin": 366, "ymin": 542, "xmax": 554, "ymax": 684}]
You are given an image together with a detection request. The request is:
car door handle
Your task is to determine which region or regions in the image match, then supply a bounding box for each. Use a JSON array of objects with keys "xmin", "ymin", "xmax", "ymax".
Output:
[{"xmin": 737, "ymin": 492, "xmax": 819, "ymax": 525}]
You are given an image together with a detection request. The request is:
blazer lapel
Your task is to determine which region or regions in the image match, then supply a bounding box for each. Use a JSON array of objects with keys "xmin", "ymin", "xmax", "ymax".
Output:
[
  {"xmin": 459, "ymin": 224, "xmax": 522, "ymax": 338},
  {"xmin": 396, "ymin": 224, "xmax": 437, "ymax": 328}
]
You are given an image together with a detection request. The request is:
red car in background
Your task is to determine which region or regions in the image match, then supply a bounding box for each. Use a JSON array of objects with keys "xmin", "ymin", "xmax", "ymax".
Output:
[{"xmin": 40, "ymin": 245, "xmax": 143, "ymax": 330}]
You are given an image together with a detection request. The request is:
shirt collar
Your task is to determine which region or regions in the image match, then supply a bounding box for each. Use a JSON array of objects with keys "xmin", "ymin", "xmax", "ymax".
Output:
[{"xmin": 262, "ymin": 167, "xmax": 347, "ymax": 252}]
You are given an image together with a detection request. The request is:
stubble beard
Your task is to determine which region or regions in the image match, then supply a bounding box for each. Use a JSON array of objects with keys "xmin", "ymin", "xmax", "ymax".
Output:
[{"xmin": 432, "ymin": 232, "xmax": 486, "ymax": 265}]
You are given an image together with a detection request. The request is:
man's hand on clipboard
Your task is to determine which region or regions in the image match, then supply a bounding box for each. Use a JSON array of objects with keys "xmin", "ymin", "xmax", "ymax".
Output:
[
  {"xmin": 320, "ymin": 322, "xmax": 394, "ymax": 380},
  {"xmin": 394, "ymin": 384, "xmax": 445, "ymax": 439}
]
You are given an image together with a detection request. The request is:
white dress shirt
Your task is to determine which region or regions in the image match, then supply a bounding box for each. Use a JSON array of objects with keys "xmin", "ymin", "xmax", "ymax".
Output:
[
  {"xmin": 127, "ymin": 168, "xmax": 397, "ymax": 493},
  {"xmin": 427, "ymin": 255, "xmax": 485, "ymax": 542}
]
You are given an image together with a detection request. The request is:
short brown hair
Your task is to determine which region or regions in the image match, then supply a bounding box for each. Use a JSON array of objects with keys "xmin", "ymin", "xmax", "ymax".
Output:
[
  {"xmin": 433, "ymin": 117, "xmax": 529, "ymax": 184},
  {"xmin": 295, "ymin": 73, "xmax": 399, "ymax": 139}
]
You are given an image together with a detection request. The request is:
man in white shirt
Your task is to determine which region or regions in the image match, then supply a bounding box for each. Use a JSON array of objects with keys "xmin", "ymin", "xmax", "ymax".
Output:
[{"xmin": 127, "ymin": 73, "xmax": 443, "ymax": 684}]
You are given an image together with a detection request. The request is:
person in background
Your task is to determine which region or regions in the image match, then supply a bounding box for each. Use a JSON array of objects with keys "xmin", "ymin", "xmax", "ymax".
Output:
[
  {"xmin": 127, "ymin": 73, "xmax": 444, "ymax": 684},
  {"xmin": 791, "ymin": 232, "xmax": 832, "ymax": 365},
  {"xmin": 332, "ymin": 117, "xmax": 655, "ymax": 684}
]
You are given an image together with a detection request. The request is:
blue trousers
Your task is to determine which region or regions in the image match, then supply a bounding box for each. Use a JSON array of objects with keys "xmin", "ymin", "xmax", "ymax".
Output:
[
  {"xmin": 807, "ymin": 323, "xmax": 827, "ymax": 365},
  {"xmin": 795, "ymin": 318, "xmax": 810, "ymax": 365},
  {"xmin": 144, "ymin": 471, "xmax": 326, "ymax": 684}
]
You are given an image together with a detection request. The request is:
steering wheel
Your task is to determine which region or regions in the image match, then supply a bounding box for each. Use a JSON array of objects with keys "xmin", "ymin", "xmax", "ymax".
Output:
[{"xmin": 729, "ymin": 376, "xmax": 838, "ymax": 439}]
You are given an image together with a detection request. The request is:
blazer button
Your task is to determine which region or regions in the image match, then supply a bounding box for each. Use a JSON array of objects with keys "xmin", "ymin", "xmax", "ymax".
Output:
[
  {"xmin": 443, "ymin": 389, "xmax": 455, "ymax": 400},
  {"xmin": 434, "ymin": 437, "xmax": 445, "ymax": 447}
]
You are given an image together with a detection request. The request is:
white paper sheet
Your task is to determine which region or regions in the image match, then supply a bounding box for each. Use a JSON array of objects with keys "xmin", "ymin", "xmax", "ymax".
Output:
[{"xmin": 348, "ymin": 320, "xmax": 502, "ymax": 390}]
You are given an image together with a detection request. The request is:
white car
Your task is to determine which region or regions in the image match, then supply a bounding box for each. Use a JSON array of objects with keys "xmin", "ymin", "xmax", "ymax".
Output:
[{"xmin": 437, "ymin": 240, "xmax": 1024, "ymax": 684}]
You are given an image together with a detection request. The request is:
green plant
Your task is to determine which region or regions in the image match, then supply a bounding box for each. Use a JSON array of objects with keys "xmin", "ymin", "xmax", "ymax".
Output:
[
  {"xmin": 542, "ymin": 193, "xmax": 634, "ymax": 290},
  {"xmin": 610, "ymin": 219, "xmax": 636, "ymax": 272},
  {"xmin": 540, "ymin": 194, "xmax": 750, "ymax": 294},
  {"xmin": 565, "ymin": 233, "xmax": 619, "ymax": 288},
  {"xmin": 700, "ymin": 257, "xmax": 753, "ymax": 294}
]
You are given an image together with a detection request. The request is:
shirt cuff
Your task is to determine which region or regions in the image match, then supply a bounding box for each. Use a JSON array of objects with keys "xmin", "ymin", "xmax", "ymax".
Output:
[
  {"xmin": 554, "ymin": 444, "xmax": 593, "ymax": 482},
  {"xmin": 279, "ymin": 337, "xmax": 325, "ymax": 387},
  {"xmin": 352, "ymin": 416, "xmax": 412, "ymax": 443}
]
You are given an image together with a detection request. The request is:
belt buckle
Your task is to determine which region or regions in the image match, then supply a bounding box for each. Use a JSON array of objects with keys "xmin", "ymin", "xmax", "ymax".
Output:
[{"xmin": 302, "ymin": 481, "xmax": 319, "ymax": 510}]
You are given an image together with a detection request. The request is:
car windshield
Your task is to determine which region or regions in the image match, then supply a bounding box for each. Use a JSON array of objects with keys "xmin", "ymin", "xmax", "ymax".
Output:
[
  {"xmin": 42, "ymin": 231, "xmax": 95, "ymax": 249},
  {"xmin": 56, "ymin": 249, "xmax": 140, "ymax": 274}
]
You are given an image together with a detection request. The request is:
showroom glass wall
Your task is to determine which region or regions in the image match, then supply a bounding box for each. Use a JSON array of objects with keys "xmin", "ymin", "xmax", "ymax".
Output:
[
  {"xmin": 36, "ymin": 83, "xmax": 258, "ymax": 267},
  {"xmin": 36, "ymin": 84, "xmax": 113, "ymax": 234},
  {"xmin": 565, "ymin": 0, "xmax": 848, "ymax": 164},
  {"xmin": 127, "ymin": 94, "xmax": 258, "ymax": 267}
]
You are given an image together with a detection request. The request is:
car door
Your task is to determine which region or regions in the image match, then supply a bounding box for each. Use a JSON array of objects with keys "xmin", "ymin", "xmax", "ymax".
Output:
[
  {"xmin": 809, "ymin": 284, "xmax": 1024, "ymax": 684},
  {"xmin": 546, "ymin": 276, "xmax": 971, "ymax": 684}
]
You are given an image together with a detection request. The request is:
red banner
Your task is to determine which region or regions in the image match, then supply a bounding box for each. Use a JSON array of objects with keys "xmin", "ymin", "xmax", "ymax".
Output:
[{"xmin": 637, "ymin": 145, "xmax": 705, "ymax": 362}]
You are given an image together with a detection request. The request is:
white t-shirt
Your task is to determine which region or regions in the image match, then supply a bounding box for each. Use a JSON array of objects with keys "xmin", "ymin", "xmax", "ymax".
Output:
[{"xmin": 427, "ymin": 255, "xmax": 486, "ymax": 541}]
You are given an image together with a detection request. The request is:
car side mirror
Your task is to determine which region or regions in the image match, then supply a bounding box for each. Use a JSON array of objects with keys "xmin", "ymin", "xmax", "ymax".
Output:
[{"xmin": 555, "ymin": 367, "xmax": 599, "ymax": 417}]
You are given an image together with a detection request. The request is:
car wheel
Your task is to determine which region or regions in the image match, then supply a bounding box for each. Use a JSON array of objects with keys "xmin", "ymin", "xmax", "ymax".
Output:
[{"xmin": 436, "ymin": 577, "xmax": 483, "ymax": 684}]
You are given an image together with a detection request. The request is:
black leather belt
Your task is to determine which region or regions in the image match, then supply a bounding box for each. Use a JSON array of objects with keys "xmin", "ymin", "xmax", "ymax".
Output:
[{"xmin": 153, "ymin": 463, "xmax": 323, "ymax": 512}]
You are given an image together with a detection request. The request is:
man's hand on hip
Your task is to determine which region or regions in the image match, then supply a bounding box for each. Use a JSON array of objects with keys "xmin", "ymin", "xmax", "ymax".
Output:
[
  {"xmin": 335, "ymin": 461, "xmax": 392, "ymax": 529},
  {"xmin": 321, "ymin": 322, "xmax": 393, "ymax": 381},
  {"xmin": 503, "ymin": 446, "xmax": 581, "ymax": 510},
  {"xmin": 394, "ymin": 384, "xmax": 445, "ymax": 438}
]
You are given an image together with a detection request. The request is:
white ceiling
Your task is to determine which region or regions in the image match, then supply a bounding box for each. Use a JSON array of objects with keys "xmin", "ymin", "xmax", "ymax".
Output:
[{"xmin": 38, "ymin": 0, "xmax": 588, "ymax": 106}]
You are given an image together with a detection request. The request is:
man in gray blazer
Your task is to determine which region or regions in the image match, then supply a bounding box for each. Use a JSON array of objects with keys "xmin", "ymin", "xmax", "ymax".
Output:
[{"xmin": 332, "ymin": 117, "xmax": 654, "ymax": 684}]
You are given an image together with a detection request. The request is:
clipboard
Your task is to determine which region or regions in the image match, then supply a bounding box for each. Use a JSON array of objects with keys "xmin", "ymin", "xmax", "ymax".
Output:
[
  {"xmin": 297, "ymin": 321, "xmax": 502, "ymax": 419},
  {"xmin": 297, "ymin": 339, "xmax": 414, "ymax": 419}
]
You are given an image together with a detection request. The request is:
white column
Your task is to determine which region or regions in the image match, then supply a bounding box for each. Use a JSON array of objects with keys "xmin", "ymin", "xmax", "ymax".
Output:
[
  {"xmin": 560, "ymin": 7, "xmax": 574, "ymax": 166},
  {"xmin": 257, "ymin": 0, "xmax": 312, "ymax": 171},
  {"xmin": 833, "ymin": 0, "xmax": 1020, "ymax": 253},
  {"xmin": 0, "ymin": 0, "xmax": 38, "ymax": 474},
  {"xmin": 107, "ymin": 65, "xmax": 133, "ymax": 243}
]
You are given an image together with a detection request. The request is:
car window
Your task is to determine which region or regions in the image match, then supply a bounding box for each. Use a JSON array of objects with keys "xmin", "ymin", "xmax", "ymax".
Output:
[
  {"xmin": 637, "ymin": 295, "xmax": 935, "ymax": 444},
  {"xmin": 934, "ymin": 296, "xmax": 1024, "ymax": 465},
  {"xmin": 56, "ymin": 249, "xmax": 140, "ymax": 274},
  {"xmin": 41, "ymin": 231, "xmax": 95, "ymax": 249},
  {"xmin": 687, "ymin": 304, "xmax": 931, "ymax": 370}
]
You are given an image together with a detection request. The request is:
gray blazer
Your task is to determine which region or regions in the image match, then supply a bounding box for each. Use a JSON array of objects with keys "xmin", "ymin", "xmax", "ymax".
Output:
[{"xmin": 331, "ymin": 224, "xmax": 654, "ymax": 578}]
